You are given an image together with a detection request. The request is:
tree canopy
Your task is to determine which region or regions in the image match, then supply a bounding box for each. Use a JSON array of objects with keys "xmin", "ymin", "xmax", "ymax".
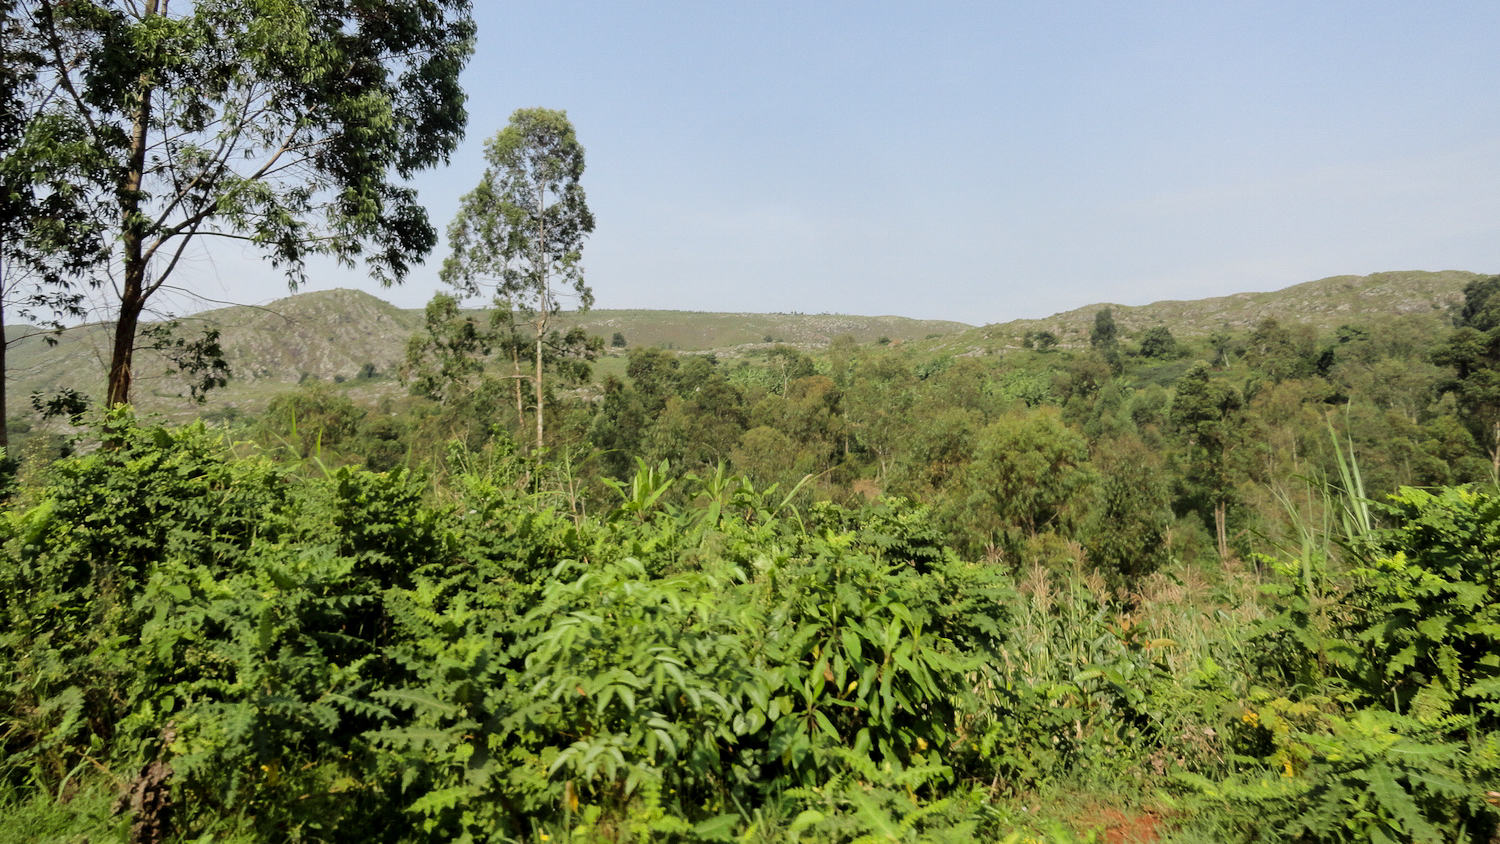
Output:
[
  {"xmin": 10, "ymin": 0, "xmax": 475, "ymax": 407},
  {"xmin": 440, "ymin": 107, "xmax": 595, "ymax": 449}
]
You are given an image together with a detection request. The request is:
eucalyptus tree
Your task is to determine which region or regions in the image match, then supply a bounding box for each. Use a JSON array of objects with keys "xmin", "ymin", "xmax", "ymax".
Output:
[
  {"xmin": 12, "ymin": 0, "xmax": 475, "ymax": 408},
  {"xmin": 0, "ymin": 1, "xmax": 108, "ymax": 445},
  {"xmin": 403, "ymin": 292, "xmax": 492, "ymax": 407},
  {"xmin": 441, "ymin": 108, "xmax": 595, "ymax": 449}
]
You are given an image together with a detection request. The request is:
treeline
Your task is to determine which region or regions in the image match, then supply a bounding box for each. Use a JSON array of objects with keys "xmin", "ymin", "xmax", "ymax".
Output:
[{"xmin": 188, "ymin": 276, "xmax": 1500, "ymax": 590}]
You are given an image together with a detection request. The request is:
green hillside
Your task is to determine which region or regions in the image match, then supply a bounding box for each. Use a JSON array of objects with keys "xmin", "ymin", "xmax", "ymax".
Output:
[
  {"xmin": 5, "ymin": 291, "xmax": 974, "ymax": 421},
  {"xmin": 940, "ymin": 269, "xmax": 1478, "ymax": 353},
  {"xmin": 557, "ymin": 309, "xmax": 970, "ymax": 350},
  {"xmin": 7, "ymin": 269, "xmax": 1481, "ymax": 423}
]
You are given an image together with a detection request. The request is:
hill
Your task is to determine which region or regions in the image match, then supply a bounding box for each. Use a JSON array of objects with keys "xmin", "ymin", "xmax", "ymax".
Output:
[
  {"xmin": 947, "ymin": 269, "xmax": 1479, "ymax": 352},
  {"xmin": 558, "ymin": 309, "xmax": 969, "ymax": 350},
  {"xmin": 6, "ymin": 269, "xmax": 1485, "ymax": 423},
  {"xmin": 8, "ymin": 289, "xmax": 426, "ymax": 422},
  {"xmin": 5, "ymin": 291, "xmax": 973, "ymax": 421}
]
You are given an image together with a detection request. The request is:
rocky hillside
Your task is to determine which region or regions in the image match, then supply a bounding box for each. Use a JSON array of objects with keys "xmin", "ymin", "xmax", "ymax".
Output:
[
  {"xmin": 6, "ymin": 291, "xmax": 974, "ymax": 420},
  {"xmin": 947, "ymin": 269, "xmax": 1478, "ymax": 352},
  {"xmin": 561, "ymin": 309, "xmax": 970, "ymax": 351},
  {"xmin": 8, "ymin": 289, "xmax": 424, "ymax": 418}
]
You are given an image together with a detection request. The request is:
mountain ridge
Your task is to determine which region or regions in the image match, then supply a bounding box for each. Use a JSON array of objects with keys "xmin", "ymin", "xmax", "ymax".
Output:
[{"xmin": 951, "ymin": 269, "xmax": 1478, "ymax": 351}]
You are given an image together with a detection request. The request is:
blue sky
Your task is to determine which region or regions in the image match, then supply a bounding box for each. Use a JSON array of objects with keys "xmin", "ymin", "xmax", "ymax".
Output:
[{"xmin": 190, "ymin": 1, "xmax": 1500, "ymax": 325}]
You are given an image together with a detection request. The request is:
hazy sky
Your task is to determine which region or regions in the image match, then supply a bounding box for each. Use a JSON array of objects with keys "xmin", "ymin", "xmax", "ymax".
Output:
[{"xmin": 175, "ymin": 1, "xmax": 1500, "ymax": 325}]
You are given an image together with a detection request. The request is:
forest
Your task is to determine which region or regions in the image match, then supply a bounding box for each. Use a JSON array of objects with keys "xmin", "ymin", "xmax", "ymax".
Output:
[
  {"xmin": 5, "ymin": 271, "xmax": 1500, "ymax": 843},
  {"xmin": 4, "ymin": 2, "xmax": 1500, "ymax": 841}
]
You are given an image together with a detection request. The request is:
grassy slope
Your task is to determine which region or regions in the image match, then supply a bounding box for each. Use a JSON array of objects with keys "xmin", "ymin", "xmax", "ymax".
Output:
[
  {"xmin": 934, "ymin": 269, "xmax": 1479, "ymax": 353},
  {"xmin": 558, "ymin": 309, "xmax": 971, "ymax": 350},
  {"xmin": 8, "ymin": 289, "xmax": 425, "ymax": 423}
]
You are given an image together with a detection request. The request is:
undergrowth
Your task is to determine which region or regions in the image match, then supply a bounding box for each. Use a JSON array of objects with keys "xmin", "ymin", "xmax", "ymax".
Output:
[{"xmin": 0, "ymin": 414, "xmax": 1496, "ymax": 842}]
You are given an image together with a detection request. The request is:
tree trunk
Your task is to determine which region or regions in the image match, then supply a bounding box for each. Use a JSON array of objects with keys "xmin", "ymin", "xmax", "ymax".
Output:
[
  {"xmin": 532, "ymin": 186, "xmax": 550, "ymax": 452},
  {"xmin": 1492, "ymin": 420, "xmax": 1500, "ymax": 481},
  {"xmin": 107, "ymin": 277, "xmax": 145, "ymax": 407},
  {"xmin": 510, "ymin": 344, "xmax": 525, "ymax": 431},
  {"xmin": 105, "ymin": 0, "xmax": 156, "ymax": 408},
  {"xmin": 0, "ymin": 255, "xmax": 8, "ymax": 452},
  {"xmin": 1214, "ymin": 499, "xmax": 1229, "ymax": 561},
  {"xmin": 533, "ymin": 329, "xmax": 544, "ymax": 449}
]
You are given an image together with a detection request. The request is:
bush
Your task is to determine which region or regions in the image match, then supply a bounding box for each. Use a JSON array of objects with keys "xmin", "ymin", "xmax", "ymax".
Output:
[{"xmin": 1197, "ymin": 485, "xmax": 1500, "ymax": 843}]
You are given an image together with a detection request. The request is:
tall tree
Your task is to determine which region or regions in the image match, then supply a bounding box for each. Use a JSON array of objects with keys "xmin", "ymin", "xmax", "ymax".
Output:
[
  {"xmin": 0, "ymin": 1, "xmax": 109, "ymax": 445},
  {"xmin": 1434, "ymin": 274, "xmax": 1500, "ymax": 474},
  {"xmin": 1090, "ymin": 307, "xmax": 1123, "ymax": 373},
  {"xmin": 441, "ymin": 108, "xmax": 595, "ymax": 450},
  {"xmin": 1090, "ymin": 307, "xmax": 1119, "ymax": 351},
  {"xmin": 1171, "ymin": 361, "xmax": 1245, "ymax": 559},
  {"xmin": 13, "ymin": 0, "xmax": 474, "ymax": 408}
]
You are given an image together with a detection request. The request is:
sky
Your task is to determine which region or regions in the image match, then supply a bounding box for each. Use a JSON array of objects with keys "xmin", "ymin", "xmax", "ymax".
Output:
[{"xmin": 175, "ymin": 1, "xmax": 1500, "ymax": 326}]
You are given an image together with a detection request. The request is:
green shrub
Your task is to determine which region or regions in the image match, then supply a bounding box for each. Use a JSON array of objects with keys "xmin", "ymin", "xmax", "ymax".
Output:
[{"xmin": 1198, "ymin": 484, "xmax": 1500, "ymax": 843}]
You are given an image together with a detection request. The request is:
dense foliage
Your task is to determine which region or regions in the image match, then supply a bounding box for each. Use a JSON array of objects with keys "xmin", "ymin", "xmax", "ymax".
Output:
[
  {"xmin": 1, "ymin": 399, "xmax": 1499, "ymax": 841},
  {"xmin": 9, "ymin": 280, "xmax": 1500, "ymax": 840},
  {"xmin": 5, "ymin": 0, "xmax": 476, "ymax": 410},
  {"xmin": 238, "ymin": 274, "xmax": 1500, "ymax": 587}
]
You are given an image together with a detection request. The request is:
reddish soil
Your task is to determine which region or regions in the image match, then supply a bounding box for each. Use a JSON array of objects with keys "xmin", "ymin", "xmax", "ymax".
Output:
[{"xmin": 1082, "ymin": 806, "xmax": 1165, "ymax": 844}]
